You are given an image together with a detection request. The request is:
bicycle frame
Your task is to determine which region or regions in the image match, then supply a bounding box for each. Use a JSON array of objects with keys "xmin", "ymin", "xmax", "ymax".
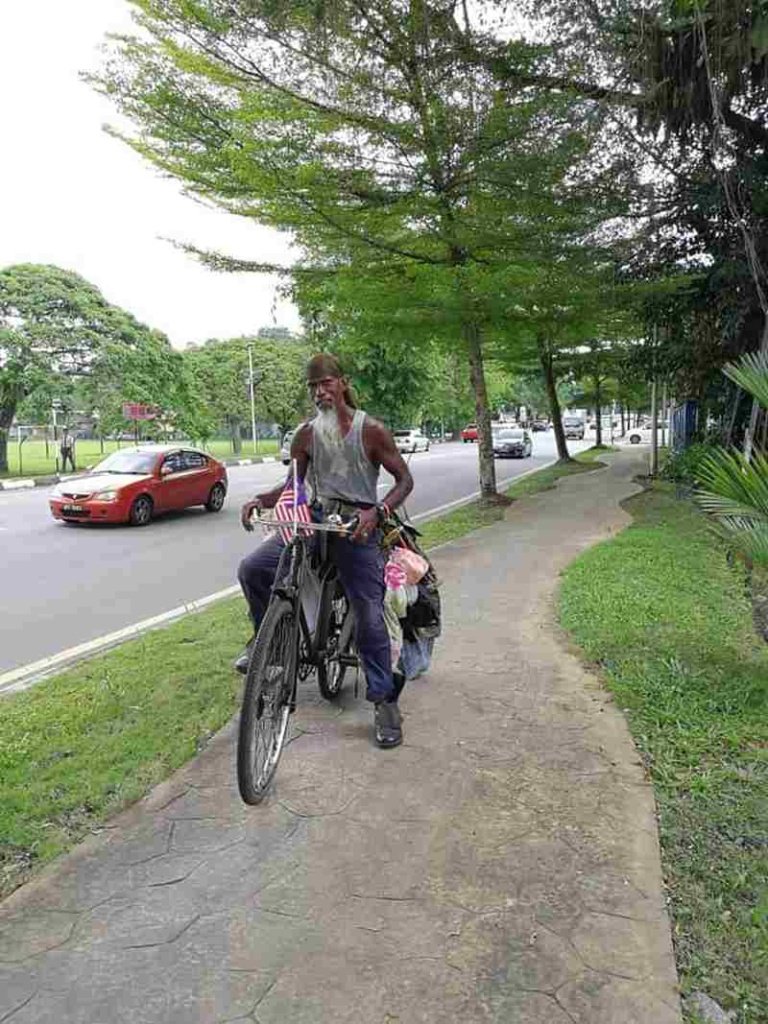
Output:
[{"xmin": 259, "ymin": 519, "xmax": 355, "ymax": 709}]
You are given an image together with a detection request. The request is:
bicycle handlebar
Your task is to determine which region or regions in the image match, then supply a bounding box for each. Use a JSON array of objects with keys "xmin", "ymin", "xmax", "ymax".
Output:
[{"xmin": 250, "ymin": 510, "xmax": 360, "ymax": 536}]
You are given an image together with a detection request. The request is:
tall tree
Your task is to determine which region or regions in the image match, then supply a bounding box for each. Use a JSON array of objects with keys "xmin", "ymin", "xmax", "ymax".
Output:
[
  {"xmin": 0, "ymin": 264, "xmax": 189, "ymax": 473},
  {"xmin": 185, "ymin": 331, "xmax": 310, "ymax": 448},
  {"xmin": 520, "ymin": 0, "xmax": 768, "ymax": 451},
  {"xmin": 97, "ymin": 0, "xmax": 621, "ymax": 501},
  {"xmin": 567, "ymin": 339, "xmax": 622, "ymax": 447}
]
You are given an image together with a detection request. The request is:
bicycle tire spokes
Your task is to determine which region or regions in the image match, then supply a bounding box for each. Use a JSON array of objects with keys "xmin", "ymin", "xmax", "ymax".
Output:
[{"xmin": 237, "ymin": 600, "xmax": 297, "ymax": 804}]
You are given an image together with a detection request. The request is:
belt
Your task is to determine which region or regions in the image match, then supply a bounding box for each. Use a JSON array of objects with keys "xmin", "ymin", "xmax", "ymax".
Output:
[{"xmin": 319, "ymin": 498, "xmax": 374, "ymax": 517}]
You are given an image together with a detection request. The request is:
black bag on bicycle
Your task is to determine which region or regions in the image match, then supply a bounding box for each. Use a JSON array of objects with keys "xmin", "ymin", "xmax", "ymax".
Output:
[{"xmin": 404, "ymin": 578, "xmax": 441, "ymax": 637}]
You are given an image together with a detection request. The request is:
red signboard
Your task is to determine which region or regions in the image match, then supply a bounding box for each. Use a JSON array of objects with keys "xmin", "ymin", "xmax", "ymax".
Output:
[{"xmin": 122, "ymin": 403, "xmax": 158, "ymax": 421}]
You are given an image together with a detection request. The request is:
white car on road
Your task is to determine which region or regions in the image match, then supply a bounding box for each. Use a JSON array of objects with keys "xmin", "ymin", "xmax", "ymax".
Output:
[
  {"xmin": 393, "ymin": 429, "xmax": 430, "ymax": 454},
  {"xmin": 624, "ymin": 422, "xmax": 669, "ymax": 445}
]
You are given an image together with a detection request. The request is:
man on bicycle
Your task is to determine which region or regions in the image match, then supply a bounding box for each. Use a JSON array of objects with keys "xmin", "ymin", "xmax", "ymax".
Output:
[{"xmin": 237, "ymin": 352, "xmax": 414, "ymax": 749}]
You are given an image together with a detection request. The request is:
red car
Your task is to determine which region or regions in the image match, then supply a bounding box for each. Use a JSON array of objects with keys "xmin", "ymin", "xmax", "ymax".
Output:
[
  {"xmin": 461, "ymin": 423, "xmax": 479, "ymax": 443},
  {"xmin": 49, "ymin": 445, "xmax": 228, "ymax": 526}
]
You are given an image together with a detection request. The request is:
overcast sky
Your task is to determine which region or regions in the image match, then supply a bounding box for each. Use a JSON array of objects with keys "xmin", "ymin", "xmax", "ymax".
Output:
[{"xmin": 0, "ymin": 0, "xmax": 300, "ymax": 349}]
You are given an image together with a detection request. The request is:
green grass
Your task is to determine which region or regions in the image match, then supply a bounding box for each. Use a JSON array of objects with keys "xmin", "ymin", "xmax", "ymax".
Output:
[
  {"xmin": 204, "ymin": 439, "xmax": 279, "ymax": 460},
  {"xmin": 0, "ymin": 447, "xmax": 608, "ymax": 898},
  {"xmin": 0, "ymin": 600, "xmax": 249, "ymax": 897},
  {"xmin": 559, "ymin": 484, "xmax": 768, "ymax": 1024},
  {"xmin": 1, "ymin": 438, "xmax": 279, "ymax": 477},
  {"xmin": 504, "ymin": 447, "xmax": 610, "ymax": 497}
]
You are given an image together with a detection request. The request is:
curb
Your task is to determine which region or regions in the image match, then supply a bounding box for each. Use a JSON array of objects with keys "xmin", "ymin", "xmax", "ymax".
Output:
[
  {"xmin": 0, "ymin": 585, "xmax": 242, "ymax": 697},
  {"xmin": 0, "ymin": 456, "xmax": 281, "ymax": 491}
]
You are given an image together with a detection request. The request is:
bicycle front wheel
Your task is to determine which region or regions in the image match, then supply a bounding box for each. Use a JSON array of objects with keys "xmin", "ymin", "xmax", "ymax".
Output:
[{"xmin": 237, "ymin": 598, "xmax": 297, "ymax": 804}]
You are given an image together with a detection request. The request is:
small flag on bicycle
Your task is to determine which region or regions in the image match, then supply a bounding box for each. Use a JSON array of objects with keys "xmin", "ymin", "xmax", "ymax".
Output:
[{"xmin": 274, "ymin": 477, "xmax": 312, "ymax": 543}]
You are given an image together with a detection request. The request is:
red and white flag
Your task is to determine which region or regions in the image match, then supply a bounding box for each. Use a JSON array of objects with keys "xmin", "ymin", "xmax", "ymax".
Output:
[{"xmin": 274, "ymin": 477, "xmax": 312, "ymax": 543}]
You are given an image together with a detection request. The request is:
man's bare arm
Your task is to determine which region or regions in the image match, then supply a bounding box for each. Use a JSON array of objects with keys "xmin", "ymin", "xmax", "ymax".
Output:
[{"xmin": 362, "ymin": 419, "xmax": 413, "ymax": 513}]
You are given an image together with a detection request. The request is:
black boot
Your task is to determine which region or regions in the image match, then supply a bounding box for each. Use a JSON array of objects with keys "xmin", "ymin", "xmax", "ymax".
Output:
[{"xmin": 374, "ymin": 700, "xmax": 402, "ymax": 748}]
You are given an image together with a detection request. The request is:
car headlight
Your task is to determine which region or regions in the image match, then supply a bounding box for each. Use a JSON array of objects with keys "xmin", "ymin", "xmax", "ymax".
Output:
[{"xmin": 94, "ymin": 490, "xmax": 119, "ymax": 502}]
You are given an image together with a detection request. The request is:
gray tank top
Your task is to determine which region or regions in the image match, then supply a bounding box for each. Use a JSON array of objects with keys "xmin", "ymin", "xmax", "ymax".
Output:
[{"xmin": 310, "ymin": 409, "xmax": 379, "ymax": 506}]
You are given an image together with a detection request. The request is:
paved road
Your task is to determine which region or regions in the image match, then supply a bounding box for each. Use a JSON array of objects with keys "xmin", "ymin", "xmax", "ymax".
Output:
[{"xmin": 0, "ymin": 435, "xmax": 588, "ymax": 674}]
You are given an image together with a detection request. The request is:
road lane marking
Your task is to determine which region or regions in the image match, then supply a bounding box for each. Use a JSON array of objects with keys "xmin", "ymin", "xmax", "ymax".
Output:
[
  {"xmin": 0, "ymin": 586, "xmax": 242, "ymax": 696},
  {"xmin": 1, "ymin": 458, "xmax": 561, "ymax": 694},
  {"xmin": 0, "ymin": 479, "xmax": 36, "ymax": 490}
]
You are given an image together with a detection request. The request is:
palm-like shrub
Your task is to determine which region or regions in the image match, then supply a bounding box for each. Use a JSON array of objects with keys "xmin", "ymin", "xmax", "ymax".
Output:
[{"xmin": 695, "ymin": 351, "xmax": 768, "ymax": 565}]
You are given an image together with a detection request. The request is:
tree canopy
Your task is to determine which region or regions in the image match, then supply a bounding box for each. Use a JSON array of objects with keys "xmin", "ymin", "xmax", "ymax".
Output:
[
  {"xmin": 0, "ymin": 264, "xmax": 194, "ymax": 472},
  {"xmin": 97, "ymin": 0, "xmax": 635, "ymax": 494}
]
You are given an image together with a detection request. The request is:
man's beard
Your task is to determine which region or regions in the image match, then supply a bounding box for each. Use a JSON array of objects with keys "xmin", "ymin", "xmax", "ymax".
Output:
[{"xmin": 314, "ymin": 406, "xmax": 343, "ymax": 448}]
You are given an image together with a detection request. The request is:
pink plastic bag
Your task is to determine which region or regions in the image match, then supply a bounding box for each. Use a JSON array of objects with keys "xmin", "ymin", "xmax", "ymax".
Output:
[
  {"xmin": 390, "ymin": 546, "xmax": 429, "ymax": 585},
  {"xmin": 384, "ymin": 560, "xmax": 408, "ymax": 590}
]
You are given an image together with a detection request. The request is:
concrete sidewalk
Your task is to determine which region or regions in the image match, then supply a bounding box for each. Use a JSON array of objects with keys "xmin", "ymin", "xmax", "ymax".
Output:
[{"xmin": 0, "ymin": 451, "xmax": 681, "ymax": 1024}]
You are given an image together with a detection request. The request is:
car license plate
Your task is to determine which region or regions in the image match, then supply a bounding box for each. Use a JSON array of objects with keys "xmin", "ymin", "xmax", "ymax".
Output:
[{"xmin": 63, "ymin": 503, "xmax": 84, "ymax": 512}]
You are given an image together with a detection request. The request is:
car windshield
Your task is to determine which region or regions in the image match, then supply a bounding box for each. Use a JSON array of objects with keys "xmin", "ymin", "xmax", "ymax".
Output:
[
  {"xmin": 563, "ymin": 419, "xmax": 582, "ymax": 426},
  {"xmin": 498, "ymin": 430, "xmax": 524, "ymax": 440},
  {"xmin": 92, "ymin": 451, "xmax": 157, "ymax": 475},
  {"xmin": 394, "ymin": 431, "xmax": 414, "ymax": 438}
]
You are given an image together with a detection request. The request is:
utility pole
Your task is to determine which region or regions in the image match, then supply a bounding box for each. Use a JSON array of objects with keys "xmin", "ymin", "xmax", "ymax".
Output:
[
  {"xmin": 649, "ymin": 323, "xmax": 659, "ymax": 477},
  {"xmin": 247, "ymin": 344, "xmax": 258, "ymax": 456},
  {"xmin": 650, "ymin": 378, "xmax": 659, "ymax": 477}
]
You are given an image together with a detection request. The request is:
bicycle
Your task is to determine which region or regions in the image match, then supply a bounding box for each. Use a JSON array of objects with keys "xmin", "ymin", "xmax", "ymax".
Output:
[{"xmin": 236, "ymin": 510, "xmax": 361, "ymax": 805}]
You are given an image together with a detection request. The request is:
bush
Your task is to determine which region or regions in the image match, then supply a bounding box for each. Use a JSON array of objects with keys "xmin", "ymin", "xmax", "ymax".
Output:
[{"xmin": 661, "ymin": 442, "xmax": 719, "ymax": 484}]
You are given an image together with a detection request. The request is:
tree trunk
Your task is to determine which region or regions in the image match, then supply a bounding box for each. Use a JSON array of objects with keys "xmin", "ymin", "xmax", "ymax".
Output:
[
  {"xmin": 650, "ymin": 379, "xmax": 659, "ymax": 476},
  {"xmin": 0, "ymin": 400, "xmax": 16, "ymax": 474},
  {"xmin": 538, "ymin": 337, "xmax": 571, "ymax": 462},
  {"xmin": 229, "ymin": 418, "xmax": 242, "ymax": 455},
  {"xmin": 620, "ymin": 404, "xmax": 626, "ymax": 436},
  {"xmin": 464, "ymin": 319, "xmax": 500, "ymax": 501}
]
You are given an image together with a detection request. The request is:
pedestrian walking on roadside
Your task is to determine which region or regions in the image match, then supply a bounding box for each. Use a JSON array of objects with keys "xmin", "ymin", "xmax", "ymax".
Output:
[{"xmin": 60, "ymin": 429, "xmax": 76, "ymax": 473}]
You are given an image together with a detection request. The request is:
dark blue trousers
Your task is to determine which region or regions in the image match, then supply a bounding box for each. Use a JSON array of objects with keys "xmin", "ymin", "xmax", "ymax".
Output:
[{"xmin": 238, "ymin": 533, "xmax": 394, "ymax": 703}]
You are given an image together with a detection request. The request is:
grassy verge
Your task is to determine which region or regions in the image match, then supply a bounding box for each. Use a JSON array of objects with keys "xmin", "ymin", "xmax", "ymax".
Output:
[
  {"xmin": 1, "ymin": 601, "xmax": 249, "ymax": 897},
  {"xmin": 0, "ymin": 447, "xmax": 607, "ymax": 898},
  {"xmin": 559, "ymin": 483, "xmax": 768, "ymax": 1023},
  {"xmin": 0, "ymin": 439, "xmax": 279, "ymax": 478}
]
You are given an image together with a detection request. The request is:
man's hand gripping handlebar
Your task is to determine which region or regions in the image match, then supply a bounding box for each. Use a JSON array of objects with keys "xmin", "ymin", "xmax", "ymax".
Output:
[{"xmin": 244, "ymin": 503, "xmax": 362, "ymax": 539}]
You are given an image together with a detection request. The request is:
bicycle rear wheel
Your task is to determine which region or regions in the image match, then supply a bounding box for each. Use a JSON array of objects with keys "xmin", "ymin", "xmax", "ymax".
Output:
[
  {"xmin": 317, "ymin": 591, "xmax": 356, "ymax": 701},
  {"xmin": 237, "ymin": 598, "xmax": 297, "ymax": 804}
]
